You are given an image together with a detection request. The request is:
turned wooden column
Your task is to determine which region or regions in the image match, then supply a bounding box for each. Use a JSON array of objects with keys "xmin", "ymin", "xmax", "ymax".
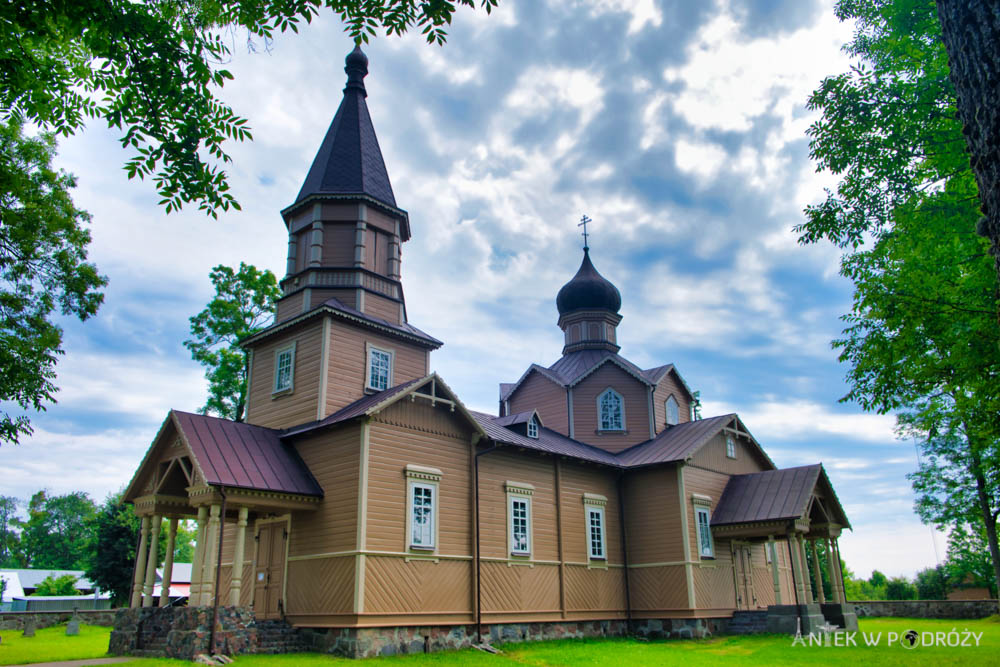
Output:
[
  {"xmin": 189, "ymin": 506, "xmax": 208, "ymax": 605},
  {"xmin": 130, "ymin": 516, "xmax": 150, "ymax": 609},
  {"xmin": 142, "ymin": 515, "xmax": 162, "ymax": 607},
  {"xmin": 229, "ymin": 507, "xmax": 249, "ymax": 606},
  {"xmin": 810, "ymin": 540, "xmax": 826, "ymax": 603},
  {"xmin": 199, "ymin": 504, "xmax": 221, "ymax": 606},
  {"xmin": 159, "ymin": 518, "xmax": 178, "ymax": 607}
]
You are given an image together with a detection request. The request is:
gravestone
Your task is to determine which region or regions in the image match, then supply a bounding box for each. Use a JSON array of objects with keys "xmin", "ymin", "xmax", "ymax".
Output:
[
  {"xmin": 66, "ymin": 619, "xmax": 80, "ymax": 636},
  {"xmin": 22, "ymin": 618, "xmax": 36, "ymax": 637}
]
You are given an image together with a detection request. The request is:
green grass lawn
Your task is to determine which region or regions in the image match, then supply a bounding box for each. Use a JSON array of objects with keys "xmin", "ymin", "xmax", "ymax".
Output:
[{"xmin": 1, "ymin": 617, "xmax": 997, "ymax": 666}]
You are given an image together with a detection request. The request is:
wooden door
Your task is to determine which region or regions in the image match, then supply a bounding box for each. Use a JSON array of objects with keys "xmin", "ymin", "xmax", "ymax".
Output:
[
  {"xmin": 735, "ymin": 543, "xmax": 756, "ymax": 610},
  {"xmin": 253, "ymin": 522, "xmax": 287, "ymax": 619}
]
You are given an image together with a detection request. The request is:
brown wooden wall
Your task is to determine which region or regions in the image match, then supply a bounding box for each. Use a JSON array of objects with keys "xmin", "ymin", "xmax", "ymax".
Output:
[
  {"xmin": 651, "ymin": 371, "xmax": 691, "ymax": 435},
  {"xmin": 276, "ymin": 291, "xmax": 305, "ymax": 323},
  {"xmin": 623, "ymin": 465, "xmax": 684, "ymax": 565},
  {"xmin": 687, "ymin": 433, "xmax": 771, "ymax": 475},
  {"xmin": 682, "ymin": 465, "xmax": 731, "ymax": 564},
  {"xmin": 571, "ymin": 363, "xmax": 651, "ymax": 452},
  {"xmin": 246, "ymin": 319, "xmax": 324, "ymax": 429},
  {"xmin": 507, "ymin": 372, "xmax": 568, "ymax": 435},
  {"xmin": 216, "ymin": 521, "xmax": 256, "ymax": 607},
  {"xmin": 363, "ymin": 292, "xmax": 400, "ymax": 325},
  {"xmin": 321, "ymin": 224, "xmax": 356, "ymax": 266},
  {"xmin": 324, "ymin": 318, "xmax": 429, "ymax": 417}
]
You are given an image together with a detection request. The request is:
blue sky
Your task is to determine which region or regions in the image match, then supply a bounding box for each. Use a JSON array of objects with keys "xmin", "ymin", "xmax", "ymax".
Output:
[{"xmin": 1, "ymin": 0, "xmax": 947, "ymax": 578}]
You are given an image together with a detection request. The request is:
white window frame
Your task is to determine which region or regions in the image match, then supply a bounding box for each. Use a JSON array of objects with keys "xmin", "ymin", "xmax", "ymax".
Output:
[
  {"xmin": 726, "ymin": 435, "xmax": 737, "ymax": 459},
  {"xmin": 505, "ymin": 481, "xmax": 534, "ymax": 557},
  {"xmin": 405, "ymin": 464, "xmax": 441, "ymax": 551},
  {"xmin": 526, "ymin": 415, "xmax": 539, "ymax": 439},
  {"xmin": 272, "ymin": 342, "xmax": 296, "ymax": 394},
  {"xmin": 597, "ymin": 388, "xmax": 625, "ymax": 432},
  {"xmin": 366, "ymin": 343, "xmax": 394, "ymax": 392},
  {"xmin": 665, "ymin": 395, "xmax": 679, "ymax": 426},
  {"xmin": 583, "ymin": 493, "xmax": 608, "ymax": 562},
  {"xmin": 693, "ymin": 500, "xmax": 714, "ymax": 559}
]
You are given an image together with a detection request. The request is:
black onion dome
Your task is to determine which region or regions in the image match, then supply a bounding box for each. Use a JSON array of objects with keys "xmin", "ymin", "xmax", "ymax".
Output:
[{"xmin": 556, "ymin": 249, "xmax": 622, "ymax": 316}]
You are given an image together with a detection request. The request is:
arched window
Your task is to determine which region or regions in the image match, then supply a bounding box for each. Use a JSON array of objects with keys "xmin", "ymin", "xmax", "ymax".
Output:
[
  {"xmin": 665, "ymin": 395, "xmax": 679, "ymax": 426},
  {"xmin": 527, "ymin": 415, "xmax": 539, "ymax": 438},
  {"xmin": 598, "ymin": 389, "xmax": 624, "ymax": 431}
]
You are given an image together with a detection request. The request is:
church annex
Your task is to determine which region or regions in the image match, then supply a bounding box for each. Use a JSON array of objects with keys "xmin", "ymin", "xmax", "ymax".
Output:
[{"xmin": 116, "ymin": 47, "xmax": 856, "ymax": 658}]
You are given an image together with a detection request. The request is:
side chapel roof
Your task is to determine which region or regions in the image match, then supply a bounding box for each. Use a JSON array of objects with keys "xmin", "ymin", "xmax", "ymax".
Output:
[{"xmin": 712, "ymin": 464, "xmax": 851, "ymax": 529}]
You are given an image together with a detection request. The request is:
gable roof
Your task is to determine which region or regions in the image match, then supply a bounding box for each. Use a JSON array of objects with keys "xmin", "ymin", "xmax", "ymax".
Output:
[
  {"xmin": 615, "ymin": 414, "xmax": 774, "ymax": 469},
  {"xmin": 493, "ymin": 410, "xmax": 541, "ymax": 428},
  {"xmin": 469, "ymin": 411, "xmax": 621, "ymax": 466},
  {"xmin": 711, "ymin": 464, "xmax": 850, "ymax": 529}
]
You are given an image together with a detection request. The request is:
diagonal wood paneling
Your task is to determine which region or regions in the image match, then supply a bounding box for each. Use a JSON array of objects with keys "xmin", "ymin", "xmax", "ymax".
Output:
[
  {"xmin": 694, "ymin": 564, "xmax": 736, "ymax": 610},
  {"xmin": 364, "ymin": 556, "xmax": 472, "ymax": 614},
  {"xmin": 565, "ymin": 565, "xmax": 625, "ymax": 612},
  {"xmin": 629, "ymin": 565, "xmax": 687, "ymax": 610},
  {"xmin": 286, "ymin": 557, "xmax": 354, "ymax": 614},
  {"xmin": 521, "ymin": 564, "xmax": 559, "ymax": 612},
  {"xmin": 480, "ymin": 561, "xmax": 522, "ymax": 612}
]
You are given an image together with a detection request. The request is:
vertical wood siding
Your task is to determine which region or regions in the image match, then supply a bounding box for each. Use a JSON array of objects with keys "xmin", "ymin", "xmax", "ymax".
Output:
[
  {"xmin": 324, "ymin": 319, "xmax": 429, "ymax": 416},
  {"xmin": 288, "ymin": 425, "xmax": 361, "ymax": 556},
  {"xmin": 321, "ymin": 224, "xmax": 355, "ymax": 266},
  {"xmin": 571, "ymin": 364, "xmax": 651, "ymax": 453},
  {"xmin": 688, "ymin": 433, "xmax": 771, "ymax": 474},
  {"xmin": 365, "ymin": 401, "xmax": 474, "ymax": 554},
  {"xmin": 245, "ymin": 320, "xmax": 324, "ymax": 429},
  {"xmin": 507, "ymin": 373, "xmax": 568, "ymax": 434},
  {"xmin": 652, "ymin": 371, "xmax": 691, "ymax": 434},
  {"xmin": 275, "ymin": 291, "xmax": 305, "ymax": 323},
  {"xmin": 623, "ymin": 466, "xmax": 683, "ymax": 565}
]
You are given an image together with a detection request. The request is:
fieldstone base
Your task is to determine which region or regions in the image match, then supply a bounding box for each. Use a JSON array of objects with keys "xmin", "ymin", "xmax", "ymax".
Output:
[
  {"xmin": 821, "ymin": 603, "xmax": 858, "ymax": 631},
  {"xmin": 109, "ymin": 607, "xmax": 257, "ymax": 660},
  {"xmin": 303, "ymin": 620, "xmax": 629, "ymax": 658},
  {"xmin": 766, "ymin": 604, "xmax": 827, "ymax": 635},
  {"xmin": 632, "ymin": 617, "xmax": 730, "ymax": 639}
]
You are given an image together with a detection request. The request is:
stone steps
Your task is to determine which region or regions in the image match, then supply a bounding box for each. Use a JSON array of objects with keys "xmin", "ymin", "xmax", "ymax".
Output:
[{"xmin": 728, "ymin": 610, "xmax": 769, "ymax": 635}]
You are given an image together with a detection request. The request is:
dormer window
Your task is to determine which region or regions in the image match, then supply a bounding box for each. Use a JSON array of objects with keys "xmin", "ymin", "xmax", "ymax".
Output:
[
  {"xmin": 598, "ymin": 388, "xmax": 624, "ymax": 431},
  {"xmin": 665, "ymin": 395, "xmax": 679, "ymax": 426},
  {"xmin": 526, "ymin": 415, "xmax": 539, "ymax": 438}
]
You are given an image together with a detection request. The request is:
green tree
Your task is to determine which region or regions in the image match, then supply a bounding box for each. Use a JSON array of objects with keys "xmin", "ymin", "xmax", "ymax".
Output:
[
  {"xmin": 915, "ymin": 565, "xmax": 950, "ymax": 600},
  {"xmin": 799, "ymin": 0, "xmax": 1000, "ymax": 597},
  {"xmin": 0, "ymin": 118, "xmax": 106, "ymax": 445},
  {"xmin": 0, "ymin": 495, "xmax": 19, "ymax": 566},
  {"xmin": 185, "ymin": 263, "xmax": 281, "ymax": 422},
  {"xmin": 2, "ymin": 1, "xmax": 498, "ymax": 217},
  {"xmin": 173, "ymin": 520, "xmax": 196, "ymax": 563},
  {"xmin": 885, "ymin": 576, "xmax": 917, "ymax": 600},
  {"xmin": 85, "ymin": 492, "xmax": 144, "ymax": 606},
  {"xmin": 33, "ymin": 573, "xmax": 81, "ymax": 596},
  {"xmin": 944, "ymin": 522, "xmax": 998, "ymax": 597},
  {"xmin": 15, "ymin": 490, "xmax": 97, "ymax": 569}
]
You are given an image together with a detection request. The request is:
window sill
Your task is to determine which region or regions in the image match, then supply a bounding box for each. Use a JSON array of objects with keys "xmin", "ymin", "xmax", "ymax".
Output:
[
  {"xmin": 509, "ymin": 551, "xmax": 531, "ymax": 558},
  {"xmin": 595, "ymin": 429, "xmax": 629, "ymax": 435},
  {"xmin": 271, "ymin": 388, "xmax": 294, "ymax": 399},
  {"xmin": 365, "ymin": 386, "xmax": 388, "ymax": 395},
  {"xmin": 408, "ymin": 545, "xmax": 435, "ymax": 552}
]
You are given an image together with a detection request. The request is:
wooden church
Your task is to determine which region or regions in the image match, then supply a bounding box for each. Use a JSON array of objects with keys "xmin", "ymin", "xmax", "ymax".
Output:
[{"xmin": 117, "ymin": 46, "xmax": 857, "ymax": 658}]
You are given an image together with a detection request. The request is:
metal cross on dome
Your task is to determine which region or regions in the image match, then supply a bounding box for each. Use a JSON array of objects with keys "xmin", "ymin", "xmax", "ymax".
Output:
[{"xmin": 578, "ymin": 214, "xmax": 592, "ymax": 250}]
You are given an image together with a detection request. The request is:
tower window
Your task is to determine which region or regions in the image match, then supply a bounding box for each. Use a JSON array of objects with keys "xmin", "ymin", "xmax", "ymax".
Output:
[
  {"xmin": 598, "ymin": 388, "xmax": 624, "ymax": 431},
  {"xmin": 273, "ymin": 343, "xmax": 296, "ymax": 394},
  {"xmin": 527, "ymin": 415, "xmax": 539, "ymax": 438},
  {"xmin": 366, "ymin": 344, "xmax": 394, "ymax": 391},
  {"xmin": 665, "ymin": 395, "xmax": 679, "ymax": 426}
]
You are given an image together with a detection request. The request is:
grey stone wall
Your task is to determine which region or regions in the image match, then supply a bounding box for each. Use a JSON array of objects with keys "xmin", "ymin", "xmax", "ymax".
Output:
[
  {"xmin": 0, "ymin": 609, "xmax": 117, "ymax": 630},
  {"xmin": 851, "ymin": 599, "xmax": 999, "ymax": 619},
  {"xmin": 109, "ymin": 606, "xmax": 257, "ymax": 660}
]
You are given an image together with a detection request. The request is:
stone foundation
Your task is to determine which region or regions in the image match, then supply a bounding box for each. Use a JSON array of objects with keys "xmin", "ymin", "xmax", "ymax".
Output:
[
  {"xmin": 631, "ymin": 617, "xmax": 730, "ymax": 639},
  {"xmin": 766, "ymin": 604, "xmax": 827, "ymax": 634},
  {"xmin": 303, "ymin": 619, "xmax": 629, "ymax": 658},
  {"xmin": 109, "ymin": 607, "xmax": 256, "ymax": 660}
]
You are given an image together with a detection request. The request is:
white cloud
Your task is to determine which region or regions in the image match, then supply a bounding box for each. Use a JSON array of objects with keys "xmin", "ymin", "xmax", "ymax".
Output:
[{"xmin": 703, "ymin": 399, "xmax": 897, "ymax": 444}]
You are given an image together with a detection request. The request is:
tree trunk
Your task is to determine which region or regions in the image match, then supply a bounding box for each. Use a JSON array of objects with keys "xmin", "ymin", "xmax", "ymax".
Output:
[
  {"xmin": 970, "ymin": 445, "xmax": 1000, "ymax": 596},
  {"xmin": 936, "ymin": 1, "xmax": 1000, "ymax": 287}
]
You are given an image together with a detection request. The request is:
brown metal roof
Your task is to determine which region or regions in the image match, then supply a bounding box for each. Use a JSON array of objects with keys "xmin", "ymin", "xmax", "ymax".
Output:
[
  {"xmin": 493, "ymin": 410, "xmax": 535, "ymax": 427},
  {"xmin": 711, "ymin": 464, "xmax": 823, "ymax": 526},
  {"xmin": 615, "ymin": 414, "xmax": 736, "ymax": 467},
  {"xmin": 172, "ymin": 410, "xmax": 322, "ymax": 496},
  {"xmin": 469, "ymin": 411, "xmax": 621, "ymax": 466},
  {"xmin": 281, "ymin": 377, "xmax": 425, "ymax": 438}
]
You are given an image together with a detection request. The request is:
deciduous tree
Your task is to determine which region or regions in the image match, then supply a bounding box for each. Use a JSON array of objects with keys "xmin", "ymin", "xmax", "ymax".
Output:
[
  {"xmin": 33, "ymin": 573, "xmax": 81, "ymax": 596},
  {"xmin": 185, "ymin": 263, "xmax": 281, "ymax": 422},
  {"xmin": 15, "ymin": 491, "xmax": 97, "ymax": 569},
  {"xmin": 800, "ymin": 0, "xmax": 1000, "ymax": 598},
  {"xmin": 85, "ymin": 492, "xmax": 146, "ymax": 606}
]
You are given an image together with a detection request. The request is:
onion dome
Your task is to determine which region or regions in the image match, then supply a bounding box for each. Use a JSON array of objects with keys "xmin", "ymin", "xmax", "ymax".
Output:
[{"xmin": 556, "ymin": 248, "xmax": 622, "ymax": 316}]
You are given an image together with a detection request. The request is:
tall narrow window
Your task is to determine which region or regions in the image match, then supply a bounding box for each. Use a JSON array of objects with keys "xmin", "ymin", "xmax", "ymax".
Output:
[
  {"xmin": 273, "ymin": 344, "xmax": 296, "ymax": 393},
  {"xmin": 726, "ymin": 435, "xmax": 736, "ymax": 459},
  {"xmin": 665, "ymin": 395, "xmax": 679, "ymax": 426},
  {"xmin": 410, "ymin": 483, "xmax": 435, "ymax": 549},
  {"xmin": 367, "ymin": 345, "xmax": 393, "ymax": 391},
  {"xmin": 526, "ymin": 415, "xmax": 539, "ymax": 438},
  {"xmin": 588, "ymin": 507, "xmax": 605, "ymax": 559},
  {"xmin": 598, "ymin": 389, "xmax": 624, "ymax": 431},
  {"xmin": 695, "ymin": 506, "xmax": 714, "ymax": 558},
  {"xmin": 505, "ymin": 481, "xmax": 534, "ymax": 557}
]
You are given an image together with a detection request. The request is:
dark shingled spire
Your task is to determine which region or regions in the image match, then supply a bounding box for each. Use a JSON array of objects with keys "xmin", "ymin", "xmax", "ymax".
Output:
[
  {"xmin": 556, "ymin": 248, "xmax": 622, "ymax": 316},
  {"xmin": 292, "ymin": 45, "xmax": 397, "ymax": 209}
]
